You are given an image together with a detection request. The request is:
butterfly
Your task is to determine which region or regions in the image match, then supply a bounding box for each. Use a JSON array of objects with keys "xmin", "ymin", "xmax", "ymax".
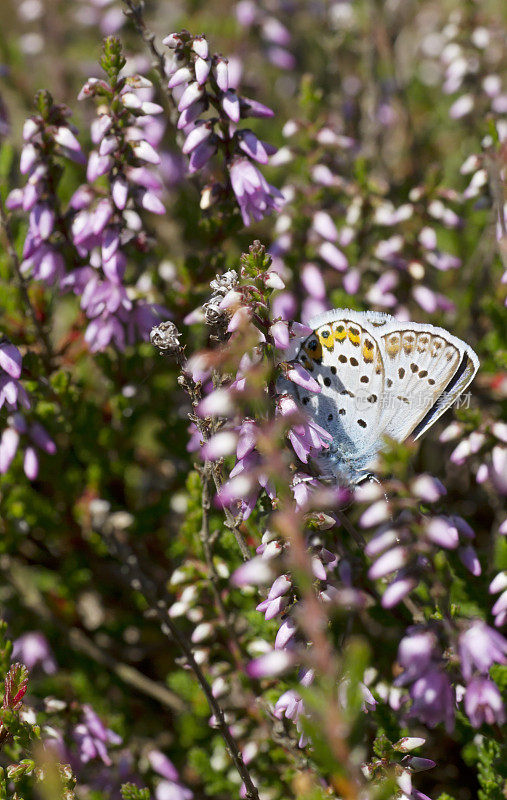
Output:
[{"xmin": 281, "ymin": 309, "xmax": 479, "ymax": 485}]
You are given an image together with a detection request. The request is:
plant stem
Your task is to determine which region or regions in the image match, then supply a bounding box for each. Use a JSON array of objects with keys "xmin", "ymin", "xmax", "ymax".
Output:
[{"xmin": 105, "ymin": 529, "xmax": 260, "ymax": 800}]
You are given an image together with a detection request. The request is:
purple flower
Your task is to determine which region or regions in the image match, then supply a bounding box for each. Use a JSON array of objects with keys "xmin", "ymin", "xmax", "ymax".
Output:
[
  {"xmin": 155, "ymin": 781, "xmax": 193, "ymax": 800},
  {"xmin": 464, "ymin": 677, "xmax": 505, "ymax": 727},
  {"xmin": 318, "ymin": 241, "xmax": 348, "ymax": 271},
  {"xmin": 409, "ymin": 668, "xmax": 455, "ymax": 731},
  {"xmin": 246, "ymin": 649, "xmax": 294, "ymax": 678},
  {"xmin": 232, "ymin": 556, "xmax": 275, "ymax": 587},
  {"xmin": 12, "ymin": 632, "xmax": 57, "ymax": 674},
  {"xmin": 73, "ymin": 705, "xmax": 122, "ymax": 766},
  {"xmin": 459, "ymin": 622, "xmax": 507, "ymax": 680},
  {"xmin": 0, "ymin": 342, "xmax": 22, "ymax": 379},
  {"xmin": 395, "ymin": 630, "xmax": 437, "ymax": 686},
  {"xmin": 425, "ymin": 517, "xmax": 459, "ymax": 549},
  {"xmin": 0, "ymin": 428, "xmax": 20, "ymax": 473},
  {"xmin": 229, "ymin": 157, "xmax": 283, "ymax": 226}
]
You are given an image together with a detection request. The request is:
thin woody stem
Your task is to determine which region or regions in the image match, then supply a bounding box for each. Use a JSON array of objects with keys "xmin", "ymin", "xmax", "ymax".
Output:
[
  {"xmin": 104, "ymin": 529, "xmax": 260, "ymax": 800},
  {"xmin": 121, "ymin": 0, "xmax": 168, "ymax": 88}
]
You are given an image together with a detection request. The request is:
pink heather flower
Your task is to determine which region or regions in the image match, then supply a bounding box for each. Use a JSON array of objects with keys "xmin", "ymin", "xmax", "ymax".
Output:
[
  {"xmin": 182, "ymin": 122, "xmax": 212, "ymax": 154},
  {"xmin": 395, "ymin": 630, "xmax": 437, "ymax": 686},
  {"xmin": 246, "ymin": 649, "xmax": 294, "ymax": 678},
  {"xmin": 275, "ymin": 617, "xmax": 297, "ymax": 649},
  {"xmin": 196, "ymin": 388, "xmax": 235, "ymax": 418},
  {"xmin": 425, "ymin": 517, "xmax": 459, "ymax": 549},
  {"xmin": 229, "ymin": 157, "xmax": 283, "ymax": 227},
  {"xmin": 177, "ymin": 82, "xmax": 204, "ymax": 112},
  {"xmin": 270, "ymin": 320, "xmax": 290, "ymax": 349},
  {"xmin": 12, "ymin": 632, "xmax": 57, "ymax": 674},
  {"xmin": 409, "ymin": 668, "xmax": 455, "ymax": 731},
  {"xmin": 382, "ymin": 577, "xmax": 418, "ymax": 608},
  {"xmin": 201, "ymin": 430, "xmax": 238, "ymax": 460},
  {"xmin": 491, "ymin": 447, "xmax": 507, "ymax": 495},
  {"xmin": 168, "ymin": 66, "xmax": 193, "ymax": 88},
  {"xmin": 238, "ymin": 130, "xmax": 272, "ymax": 164},
  {"xmin": 359, "ymin": 500, "xmax": 390, "ymax": 528},
  {"xmin": 411, "ymin": 474, "xmax": 446, "ymax": 503},
  {"xmin": 232, "ymin": 556, "xmax": 275, "ymax": 587},
  {"xmin": 0, "ymin": 375, "xmax": 30, "ymax": 410},
  {"xmin": 0, "ymin": 428, "xmax": 20, "ymax": 473},
  {"xmin": 155, "ymin": 781, "xmax": 193, "ymax": 800},
  {"xmin": 458, "ymin": 545, "xmax": 481, "ymax": 576},
  {"xmin": 312, "ymin": 211, "xmax": 339, "ymax": 242},
  {"xmin": 188, "ymin": 139, "xmax": 217, "ymax": 173},
  {"xmin": 318, "ymin": 241, "xmax": 348, "ymax": 271},
  {"xmin": 459, "ymin": 622, "xmax": 507, "ymax": 680},
  {"xmin": 368, "ymin": 546, "xmax": 408, "ymax": 580},
  {"xmin": 464, "ymin": 677, "xmax": 505, "ymax": 728},
  {"xmin": 301, "ymin": 262, "xmax": 326, "ymax": 300},
  {"xmin": 285, "ymin": 363, "xmax": 321, "ymax": 392},
  {"xmin": 365, "ymin": 529, "xmax": 398, "ymax": 558},
  {"xmin": 0, "ymin": 342, "xmax": 22, "ymax": 379},
  {"xmin": 222, "ymin": 90, "xmax": 240, "ymax": 122},
  {"xmin": 256, "ymin": 594, "xmax": 290, "ymax": 620},
  {"xmin": 73, "ymin": 705, "xmax": 122, "ymax": 766},
  {"xmin": 239, "ymin": 96, "xmax": 274, "ymax": 119},
  {"xmin": 236, "ymin": 420, "xmax": 258, "ymax": 459},
  {"xmin": 23, "ymin": 446, "xmax": 38, "ymax": 480},
  {"xmin": 214, "ymin": 57, "xmax": 229, "ymax": 92}
]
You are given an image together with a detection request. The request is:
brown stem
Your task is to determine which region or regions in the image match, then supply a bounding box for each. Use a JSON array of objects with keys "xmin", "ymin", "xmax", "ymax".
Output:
[{"xmin": 104, "ymin": 529, "xmax": 260, "ymax": 800}]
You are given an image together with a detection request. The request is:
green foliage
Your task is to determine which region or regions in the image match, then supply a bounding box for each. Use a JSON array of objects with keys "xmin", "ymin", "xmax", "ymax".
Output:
[
  {"xmin": 121, "ymin": 784, "xmax": 150, "ymax": 800},
  {"xmin": 477, "ymin": 739, "xmax": 506, "ymax": 800},
  {"xmin": 100, "ymin": 36, "xmax": 126, "ymax": 85}
]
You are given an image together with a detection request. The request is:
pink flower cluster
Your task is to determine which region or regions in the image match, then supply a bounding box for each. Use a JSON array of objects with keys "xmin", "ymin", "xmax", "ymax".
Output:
[
  {"xmin": 0, "ymin": 341, "xmax": 55, "ymax": 480},
  {"xmin": 164, "ymin": 31, "xmax": 283, "ymax": 226}
]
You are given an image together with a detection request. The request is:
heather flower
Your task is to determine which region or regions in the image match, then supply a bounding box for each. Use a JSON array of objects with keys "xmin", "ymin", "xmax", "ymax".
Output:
[
  {"xmin": 273, "ymin": 689, "xmax": 308, "ymax": 747},
  {"xmin": 12, "ymin": 632, "xmax": 57, "ymax": 674},
  {"xmin": 395, "ymin": 630, "xmax": 437, "ymax": 686},
  {"xmin": 66, "ymin": 43, "xmax": 168, "ymax": 351},
  {"xmin": 409, "ymin": 668, "xmax": 455, "ymax": 731},
  {"xmin": 459, "ymin": 622, "xmax": 507, "ymax": 680},
  {"xmin": 464, "ymin": 677, "xmax": 505, "ymax": 727},
  {"xmin": 229, "ymin": 157, "xmax": 284, "ymax": 227},
  {"xmin": 246, "ymin": 649, "xmax": 294, "ymax": 679},
  {"xmin": 164, "ymin": 32, "xmax": 281, "ymax": 225},
  {"xmin": 149, "ymin": 751, "xmax": 193, "ymax": 800},
  {"xmin": 73, "ymin": 704, "xmax": 122, "ymax": 765}
]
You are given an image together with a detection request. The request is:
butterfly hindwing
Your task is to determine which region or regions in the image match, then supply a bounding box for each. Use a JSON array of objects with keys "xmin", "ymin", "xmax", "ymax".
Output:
[{"xmin": 377, "ymin": 322, "xmax": 479, "ymax": 442}]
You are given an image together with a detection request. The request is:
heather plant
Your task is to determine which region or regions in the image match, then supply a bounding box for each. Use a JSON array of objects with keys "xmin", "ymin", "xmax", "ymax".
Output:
[{"xmin": 0, "ymin": 1, "xmax": 505, "ymax": 800}]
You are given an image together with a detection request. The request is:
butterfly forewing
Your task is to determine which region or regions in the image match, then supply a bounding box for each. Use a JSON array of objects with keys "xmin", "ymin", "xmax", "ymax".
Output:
[{"xmin": 296, "ymin": 316, "xmax": 386, "ymax": 473}]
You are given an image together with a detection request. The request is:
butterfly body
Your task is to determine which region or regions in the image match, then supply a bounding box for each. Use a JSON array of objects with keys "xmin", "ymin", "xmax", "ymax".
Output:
[{"xmin": 282, "ymin": 309, "xmax": 479, "ymax": 484}]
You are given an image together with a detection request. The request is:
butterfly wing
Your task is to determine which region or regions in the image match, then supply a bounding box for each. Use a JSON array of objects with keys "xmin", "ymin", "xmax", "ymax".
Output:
[
  {"xmin": 293, "ymin": 311, "xmax": 388, "ymax": 480},
  {"xmin": 376, "ymin": 322, "xmax": 479, "ymax": 442},
  {"xmin": 283, "ymin": 310, "xmax": 479, "ymax": 483}
]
